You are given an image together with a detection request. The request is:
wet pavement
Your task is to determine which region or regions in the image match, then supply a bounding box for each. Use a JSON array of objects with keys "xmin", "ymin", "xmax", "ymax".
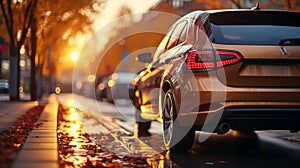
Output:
[
  {"xmin": 57, "ymin": 94, "xmax": 300, "ymax": 168},
  {"xmin": 56, "ymin": 100, "xmax": 163, "ymax": 167}
]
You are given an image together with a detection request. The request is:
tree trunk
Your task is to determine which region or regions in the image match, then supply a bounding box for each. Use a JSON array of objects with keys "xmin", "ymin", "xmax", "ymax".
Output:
[
  {"xmin": 36, "ymin": 67, "xmax": 43, "ymax": 99},
  {"xmin": 9, "ymin": 54, "xmax": 20, "ymax": 101},
  {"xmin": 30, "ymin": 18, "xmax": 37, "ymax": 101}
]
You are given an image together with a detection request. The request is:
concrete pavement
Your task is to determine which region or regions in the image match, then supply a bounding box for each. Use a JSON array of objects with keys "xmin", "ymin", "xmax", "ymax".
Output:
[
  {"xmin": 0, "ymin": 101, "xmax": 38, "ymax": 132},
  {"xmin": 11, "ymin": 94, "xmax": 59, "ymax": 168},
  {"xmin": 0, "ymin": 94, "xmax": 59, "ymax": 168}
]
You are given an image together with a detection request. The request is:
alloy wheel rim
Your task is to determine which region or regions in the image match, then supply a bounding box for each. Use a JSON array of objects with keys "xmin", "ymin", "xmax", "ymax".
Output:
[{"xmin": 163, "ymin": 92, "xmax": 174, "ymax": 148}]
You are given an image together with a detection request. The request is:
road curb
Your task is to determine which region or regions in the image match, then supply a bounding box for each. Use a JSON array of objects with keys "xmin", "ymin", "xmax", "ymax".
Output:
[{"xmin": 12, "ymin": 94, "xmax": 59, "ymax": 168}]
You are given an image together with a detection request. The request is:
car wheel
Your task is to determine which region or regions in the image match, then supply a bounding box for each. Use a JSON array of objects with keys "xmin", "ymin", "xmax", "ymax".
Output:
[
  {"xmin": 162, "ymin": 89, "xmax": 195, "ymax": 152},
  {"xmin": 134, "ymin": 103, "xmax": 151, "ymax": 137}
]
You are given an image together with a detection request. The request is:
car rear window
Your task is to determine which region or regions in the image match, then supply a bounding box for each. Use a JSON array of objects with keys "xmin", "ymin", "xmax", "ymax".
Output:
[{"xmin": 210, "ymin": 11, "xmax": 300, "ymax": 45}]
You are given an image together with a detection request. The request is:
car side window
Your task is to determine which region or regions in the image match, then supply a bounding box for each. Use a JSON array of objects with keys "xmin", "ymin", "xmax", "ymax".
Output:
[
  {"xmin": 152, "ymin": 21, "xmax": 188, "ymax": 65},
  {"xmin": 165, "ymin": 21, "xmax": 188, "ymax": 50},
  {"xmin": 177, "ymin": 22, "xmax": 188, "ymax": 45},
  {"xmin": 152, "ymin": 29, "xmax": 174, "ymax": 63}
]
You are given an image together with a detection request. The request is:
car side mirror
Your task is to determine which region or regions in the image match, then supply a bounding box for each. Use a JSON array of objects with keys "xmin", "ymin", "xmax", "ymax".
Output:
[{"xmin": 136, "ymin": 52, "xmax": 152, "ymax": 63}]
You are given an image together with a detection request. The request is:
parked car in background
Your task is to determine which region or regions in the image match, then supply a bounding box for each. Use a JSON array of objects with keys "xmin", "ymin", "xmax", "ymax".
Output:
[
  {"xmin": 106, "ymin": 72, "xmax": 136, "ymax": 103},
  {"xmin": 130, "ymin": 8, "xmax": 300, "ymax": 152},
  {"xmin": 0, "ymin": 79, "xmax": 9, "ymax": 94},
  {"xmin": 96, "ymin": 75, "xmax": 109, "ymax": 100}
]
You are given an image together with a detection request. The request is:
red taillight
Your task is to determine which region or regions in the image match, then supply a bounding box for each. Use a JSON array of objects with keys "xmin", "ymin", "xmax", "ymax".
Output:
[
  {"xmin": 187, "ymin": 49, "xmax": 243, "ymax": 71},
  {"xmin": 187, "ymin": 50, "xmax": 215, "ymax": 70}
]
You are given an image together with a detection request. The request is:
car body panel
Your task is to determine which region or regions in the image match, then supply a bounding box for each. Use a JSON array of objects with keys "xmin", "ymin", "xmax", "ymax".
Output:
[{"xmin": 214, "ymin": 44, "xmax": 300, "ymax": 87}]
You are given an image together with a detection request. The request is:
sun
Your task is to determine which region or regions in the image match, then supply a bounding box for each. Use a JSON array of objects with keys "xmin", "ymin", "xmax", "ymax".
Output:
[{"xmin": 70, "ymin": 51, "xmax": 80, "ymax": 62}]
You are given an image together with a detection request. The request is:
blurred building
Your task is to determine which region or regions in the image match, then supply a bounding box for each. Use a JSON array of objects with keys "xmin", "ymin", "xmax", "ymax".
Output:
[{"xmin": 0, "ymin": 37, "xmax": 9, "ymax": 80}]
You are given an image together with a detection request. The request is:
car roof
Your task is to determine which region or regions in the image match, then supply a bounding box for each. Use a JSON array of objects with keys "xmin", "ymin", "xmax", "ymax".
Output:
[
  {"xmin": 183, "ymin": 9, "xmax": 299, "ymax": 19},
  {"xmin": 204, "ymin": 8, "xmax": 294, "ymax": 13}
]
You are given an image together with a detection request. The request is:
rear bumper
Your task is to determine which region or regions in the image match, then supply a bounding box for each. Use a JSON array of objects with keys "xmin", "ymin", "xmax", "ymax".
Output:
[
  {"xmin": 177, "ymin": 102, "xmax": 300, "ymax": 131},
  {"xmin": 223, "ymin": 107, "xmax": 300, "ymax": 131}
]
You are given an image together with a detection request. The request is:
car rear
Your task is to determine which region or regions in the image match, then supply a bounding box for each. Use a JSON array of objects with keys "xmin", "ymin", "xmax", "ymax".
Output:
[
  {"xmin": 210, "ymin": 11, "xmax": 300, "ymax": 87},
  {"xmin": 182, "ymin": 10, "xmax": 300, "ymax": 132},
  {"xmin": 109, "ymin": 72, "xmax": 136, "ymax": 100}
]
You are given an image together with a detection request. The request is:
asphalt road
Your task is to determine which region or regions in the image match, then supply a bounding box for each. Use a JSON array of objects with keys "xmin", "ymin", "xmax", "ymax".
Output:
[
  {"xmin": 172, "ymin": 131, "xmax": 300, "ymax": 168},
  {"xmin": 57, "ymin": 94, "xmax": 300, "ymax": 168}
]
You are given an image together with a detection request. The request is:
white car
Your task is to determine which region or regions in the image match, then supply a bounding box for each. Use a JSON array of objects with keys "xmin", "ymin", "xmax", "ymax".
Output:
[{"xmin": 0, "ymin": 79, "xmax": 9, "ymax": 94}]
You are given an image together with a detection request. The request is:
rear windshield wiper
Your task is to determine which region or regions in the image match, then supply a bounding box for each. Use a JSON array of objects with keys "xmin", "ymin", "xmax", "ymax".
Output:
[{"xmin": 279, "ymin": 38, "xmax": 300, "ymax": 46}]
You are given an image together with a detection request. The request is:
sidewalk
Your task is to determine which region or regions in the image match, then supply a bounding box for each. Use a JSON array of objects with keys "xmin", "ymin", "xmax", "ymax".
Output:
[
  {"xmin": 0, "ymin": 101, "xmax": 37, "ymax": 132},
  {"xmin": 12, "ymin": 94, "xmax": 59, "ymax": 168},
  {"xmin": 0, "ymin": 94, "xmax": 60, "ymax": 168}
]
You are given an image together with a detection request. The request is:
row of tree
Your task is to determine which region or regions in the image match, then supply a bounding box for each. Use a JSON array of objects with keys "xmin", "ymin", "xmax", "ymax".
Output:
[
  {"xmin": 0, "ymin": 0, "xmax": 103, "ymax": 100},
  {"xmin": 1, "ymin": 0, "xmax": 299, "ymax": 101}
]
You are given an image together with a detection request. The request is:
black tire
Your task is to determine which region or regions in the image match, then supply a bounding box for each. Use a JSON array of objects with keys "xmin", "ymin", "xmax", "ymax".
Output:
[
  {"xmin": 130, "ymin": 86, "xmax": 152, "ymax": 137},
  {"xmin": 162, "ymin": 89, "xmax": 195, "ymax": 152},
  {"xmin": 134, "ymin": 102, "xmax": 151, "ymax": 137}
]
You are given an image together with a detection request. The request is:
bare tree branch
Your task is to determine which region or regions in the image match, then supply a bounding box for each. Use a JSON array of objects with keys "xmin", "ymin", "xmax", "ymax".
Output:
[
  {"xmin": 18, "ymin": 0, "xmax": 37, "ymax": 50},
  {"xmin": 230, "ymin": 0, "xmax": 242, "ymax": 9},
  {"xmin": 285, "ymin": 0, "xmax": 292, "ymax": 10},
  {"xmin": 0, "ymin": 0, "xmax": 16, "ymax": 53}
]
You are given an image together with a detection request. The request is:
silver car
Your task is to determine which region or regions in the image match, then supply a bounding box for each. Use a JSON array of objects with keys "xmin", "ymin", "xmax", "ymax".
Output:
[{"xmin": 0, "ymin": 79, "xmax": 9, "ymax": 94}]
